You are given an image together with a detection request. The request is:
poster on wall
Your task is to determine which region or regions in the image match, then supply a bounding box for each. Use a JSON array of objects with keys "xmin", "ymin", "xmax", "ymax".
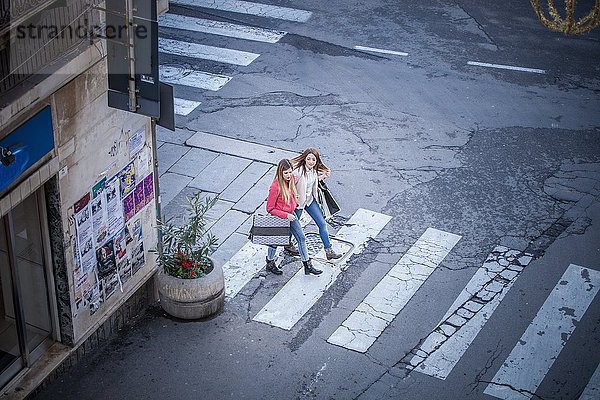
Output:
[
  {"xmin": 96, "ymin": 239, "xmax": 117, "ymax": 278},
  {"xmin": 114, "ymin": 228, "xmax": 127, "ymax": 261},
  {"xmin": 92, "ymin": 178, "xmax": 109, "ymax": 247},
  {"xmin": 85, "ymin": 281, "xmax": 103, "ymax": 316},
  {"xmin": 113, "ymin": 227, "xmax": 129, "ymax": 290},
  {"xmin": 71, "ymin": 146, "xmax": 156, "ymax": 316},
  {"xmin": 128, "ymin": 128, "xmax": 145, "ymax": 158},
  {"xmin": 135, "ymin": 147, "xmax": 151, "ymax": 177},
  {"xmin": 127, "ymin": 217, "xmax": 145, "ymax": 275},
  {"xmin": 143, "ymin": 173, "xmax": 154, "ymax": 206},
  {"xmin": 74, "ymin": 267, "xmax": 89, "ymax": 306},
  {"xmin": 74, "ymin": 193, "xmax": 97, "ymax": 274},
  {"xmin": 118, "ymin": 257, "xmax": 133, "ymax": 285},
  {"xmin": 134, "ymin": 181, "xmax": 145, "ymax": 213},
  {"xmin": 105, "ymin": 176, "xmax": 125, "ymax": 237},
  {"xmin": 118, "ymin": 161, "xmax": 136, "ymax": 197},
  {"xmin": 103, "ymin": 272, "xmax": 119, "ymax": 300},
  {"xmin": 123, "ymin": 192, "xmax": 135, "ymax": 222}
]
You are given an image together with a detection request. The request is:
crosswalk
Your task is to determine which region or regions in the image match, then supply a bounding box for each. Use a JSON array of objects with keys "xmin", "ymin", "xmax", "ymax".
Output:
[
  {"xmin": 327, "ymin": 228, "xmax": 461, "ymax": 352},
  {"xmin": 218, "ymin": 206, "xmax": 599, "ymax": 399},
  {"xmin": 580, "ymin": 364, "xmax": 600, "ymax": 399},
  {"xmin": 253, "ymin": 209, "xmax": 391, "ymax": 330},
  {"xmin": 170, "ymin": 0, "xmax": 312, "ymax": 22},
  {"xmin": 159, "ymin": 65, "xmax": 231, "ymax": 91},
  {"xmin": 158, "ymin": 0, "xmax": 311, "ymax": 116},
  {"xmin": 173, "ymin": 98, "xmax": 202, "ymax": 116},
  {"xmin": 159, "ymin": 14, "xmax": 287, "ymax": 43},
  {"xmin": 158, "ymin": 2, "xmax": 600, "ymax": 396},
  {"xmin": 484, "ymin": 264, "xmax": 600, "ymax": 399},
  {"xmin": 404, "ymin": 246, "xmax": 533, "ymax": 379},
  {"xmin": 158, "ymin": 38, "xmax": 260, "ymax": 66}
]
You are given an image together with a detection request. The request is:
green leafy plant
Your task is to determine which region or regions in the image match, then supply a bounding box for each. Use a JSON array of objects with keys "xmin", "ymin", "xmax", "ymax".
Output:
[{"xmin": 154, "ymin": 192, "xmax": 218, "ymax": 279}]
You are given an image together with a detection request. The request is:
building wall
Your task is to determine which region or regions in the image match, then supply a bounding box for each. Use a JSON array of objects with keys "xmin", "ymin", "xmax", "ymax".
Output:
[
  {"xmin": 0, "ymin": 46, "xmax": 159, "ymax": 398},
  {"xmin": 0, "ymin": 0, "xmax": 168, "ymax": 394},
  {"xmin": 50, "ymin": 58, "xmax": 158, "ymax": 343}
]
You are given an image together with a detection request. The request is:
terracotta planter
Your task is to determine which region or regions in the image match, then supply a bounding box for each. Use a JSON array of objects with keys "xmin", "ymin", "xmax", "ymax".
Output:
[{"xmin": 157, "ymin": 258, "xmax": 225, "ymax": 319}]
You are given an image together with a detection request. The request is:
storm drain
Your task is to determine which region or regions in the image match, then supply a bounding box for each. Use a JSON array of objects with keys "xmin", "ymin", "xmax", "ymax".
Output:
[{"xmin": 292, "ymin": 232, "xmax": 355, "ymax": 262}]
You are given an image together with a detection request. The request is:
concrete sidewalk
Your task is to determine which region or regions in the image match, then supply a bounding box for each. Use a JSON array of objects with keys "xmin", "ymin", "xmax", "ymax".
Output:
[{"xmin": 156, "ymin": 126, "xmax": 298, "ymax": 266}]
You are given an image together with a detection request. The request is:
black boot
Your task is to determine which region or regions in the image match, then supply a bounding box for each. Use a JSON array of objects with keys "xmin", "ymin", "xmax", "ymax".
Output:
[
  {"xmin": 303, "ymin": 259, "xmax": 322, "ymax": 275},
  {"xmin": 325, "ymin": 247, "xmax": 342, "ymax": 260},
  {"xmin": 266, "ymin": 257, "xmax": 283, "ymax": 275},
  {"xmin": 284, "ymin": 244, "xmax": 300, "ymax": 256}
]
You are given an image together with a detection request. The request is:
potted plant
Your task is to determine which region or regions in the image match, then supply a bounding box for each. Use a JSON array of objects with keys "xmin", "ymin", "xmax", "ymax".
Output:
[{"xmin": 154, "ymin": 192, "xmax": 225, "ymax": 319}]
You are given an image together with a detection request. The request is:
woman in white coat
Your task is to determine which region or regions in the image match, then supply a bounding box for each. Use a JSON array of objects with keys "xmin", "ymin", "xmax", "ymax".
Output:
[{"xmin": 288, "ymin": 147, "xmax": 341, "ymax": 260}]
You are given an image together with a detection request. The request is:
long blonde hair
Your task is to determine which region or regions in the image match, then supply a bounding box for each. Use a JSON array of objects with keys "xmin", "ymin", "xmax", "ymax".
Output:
[
  {"xmin": 291, "ymin": 147, "xmax": 330, "ymax": 176},
  {"xmin": 274, "ymin": 159, "xmax": 297, "ymax": 204}
]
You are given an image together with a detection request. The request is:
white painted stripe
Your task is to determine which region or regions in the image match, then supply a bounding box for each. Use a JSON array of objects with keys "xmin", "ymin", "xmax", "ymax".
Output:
[
  {"xmin": 159, "ymin": 14, "xmax": 286, "ymax": 43},
  {"xmin": 224, "ymin": 215, "xmax": 311, "ymax": 299},
  {"xmin": 467, "ymin": 61, "xmax": 546, "ymax": 74},
  {"xmin": 223, "ymin": 242, "xmax": 269, "ymax": 298},
  {"xmin": 159, "ymin": 65, "xmax": 231, "ymax": 91},
  {"xmin": 327, "ymin": 228, "xmax": 461, "ymax": 353},
  {"xmin": 484, "ymin": 264, "xmax": 600, "ymax": 399},
  {"xmin": 159, "ymin": 38, "xmax": 260, "ymax": 66},
  {"xmin": 174, "ymin": 98, "xmax": 201, "ymax": 116},
  {"xmin": 580, "ymin": 364, "xmax": 600, "ymax": 400},
  {"xmin": 411, "ymin": 247, "xmax": 532, "ymax": 379},
  {"xmin": 253, "ymin": 209, "xmax": 392, "ymax": 330},
  {"xmin": 354, "ymin": 45, "xmax": 408, "ymax": 56},
  {"xmin": 170, "ymin": 0, "xmax": 312, "ymax": 22}
]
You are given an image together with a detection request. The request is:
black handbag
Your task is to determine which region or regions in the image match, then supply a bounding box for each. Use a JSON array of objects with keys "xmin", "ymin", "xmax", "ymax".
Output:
[
  {"xmin": 249, "ymin": 214, "xmax": 291, "ymax": 246},
  {"xmin": 316, "ymin": 181, "xmax": 340, "ymax": 220}
]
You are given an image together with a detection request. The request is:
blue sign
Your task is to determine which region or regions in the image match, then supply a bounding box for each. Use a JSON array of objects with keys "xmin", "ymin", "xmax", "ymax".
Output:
[{"xmin": 0, "ymin": 106, "xmax": 54, "ymax": 195}]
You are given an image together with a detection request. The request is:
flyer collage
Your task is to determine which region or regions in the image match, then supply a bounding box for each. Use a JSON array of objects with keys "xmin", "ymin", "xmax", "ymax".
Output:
[{"xmin": 72, "ymin": 131, "xmax": 154, "ymax": 315}]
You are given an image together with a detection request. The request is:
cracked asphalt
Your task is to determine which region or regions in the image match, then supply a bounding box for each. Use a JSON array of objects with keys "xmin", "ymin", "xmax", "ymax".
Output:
[{"xmin": 33, "ymin": 0, "xmax": 600, "ymax": 399}]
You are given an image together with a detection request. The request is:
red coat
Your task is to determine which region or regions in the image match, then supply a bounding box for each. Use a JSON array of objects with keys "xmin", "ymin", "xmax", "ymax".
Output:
[{"xmin": 266, "ymin": 179, "xmax": 297, "ymax": 219}]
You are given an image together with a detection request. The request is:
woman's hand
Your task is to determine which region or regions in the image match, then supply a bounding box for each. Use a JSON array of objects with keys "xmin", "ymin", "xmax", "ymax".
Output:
[
  {"xmin": 318, "ymin": 170, "xmax": 331, "ymax": 181},
  {"xmin": 286, "ymin": 213, "xmax": 297, "ymax": 221}
]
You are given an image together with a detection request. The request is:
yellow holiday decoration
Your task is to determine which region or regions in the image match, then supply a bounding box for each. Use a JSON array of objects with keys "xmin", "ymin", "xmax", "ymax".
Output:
[{"xmin": 530, "ymin": 0, "xmax": 600, "ymax": 35}]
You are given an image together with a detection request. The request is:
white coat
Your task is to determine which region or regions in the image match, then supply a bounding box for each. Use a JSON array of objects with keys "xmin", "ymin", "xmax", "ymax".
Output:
[{"xmin": 293, "ymin": 168, "xmax": 318, "ymax": 209}]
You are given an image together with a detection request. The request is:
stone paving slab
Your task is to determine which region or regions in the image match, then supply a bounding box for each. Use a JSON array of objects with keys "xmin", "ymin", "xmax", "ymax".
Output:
[
  {"xmin": 159, "ymin": 172, "xmax": 193, "ymax": 209},
  {"xmin": 205, "ymin": 199, "xmax": 235, "ymax": 231},
  {"xmin": 169, "ymin": 148, "xmax": 219, "ymax": 177},
  {"xmin": 209, "ymin": 209, "xmax": 250, "ymax": 244},
  {"xmin": 157, "ymin": 125, "xmax": 195, "ymax": 145},
  {"xmin": 236, "ymin": 213, "xmax": 253, "ymax": 236},
  {"xmin": 161, "ymin": 185, "xmax": 232, "ymax": 232},
  {"xmin": 162, "ymin": 186, "xmax": 196, "ymax": 223},
  {"xmin": 189, "ymin": 154, "xmax": 252, "ymax": 193},
  {"xmin": 158, "ymin": 143, "xmax": 189, "ymax": 176},
  {"xmin": 186, "ymin": 131, "xmax": 297, "ymax": 164},
  {"xmin": 232, "ymin": 166, "xmax": 275, "ymax": 213},
  {"xmin": 220, "ymin": 161, "xmax": 272, "ymax": 202},
  {"xmin": 210, "ymin": 232, "xmax": 252, "ymax": 267}
]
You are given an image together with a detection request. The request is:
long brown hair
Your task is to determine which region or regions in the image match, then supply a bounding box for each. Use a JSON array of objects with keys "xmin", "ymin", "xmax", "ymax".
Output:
[
  {"xmin": 274, "ymin": 159, "xmax": 297, "ymax": 204},
  {"xmin": 291, "ymin": 147, "xmax": 330, "ymax": 176}
]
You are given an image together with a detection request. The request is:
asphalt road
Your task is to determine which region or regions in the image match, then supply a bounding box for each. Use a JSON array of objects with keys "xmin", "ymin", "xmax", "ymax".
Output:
[{"xmin": 35, "ymin": 0, "xmax": 600, "ymax": 399}]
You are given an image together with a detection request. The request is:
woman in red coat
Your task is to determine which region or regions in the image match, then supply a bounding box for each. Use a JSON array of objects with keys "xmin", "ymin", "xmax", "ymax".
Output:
[{"xmin": 265, "ymin": 159, "xmax": 321, "ymax": 275}]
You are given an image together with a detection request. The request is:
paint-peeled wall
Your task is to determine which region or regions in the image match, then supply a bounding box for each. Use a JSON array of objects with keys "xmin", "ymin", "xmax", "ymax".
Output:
[{"xmin": 52, "ymin": 59, "xmax": 158, "ymax": 342}]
